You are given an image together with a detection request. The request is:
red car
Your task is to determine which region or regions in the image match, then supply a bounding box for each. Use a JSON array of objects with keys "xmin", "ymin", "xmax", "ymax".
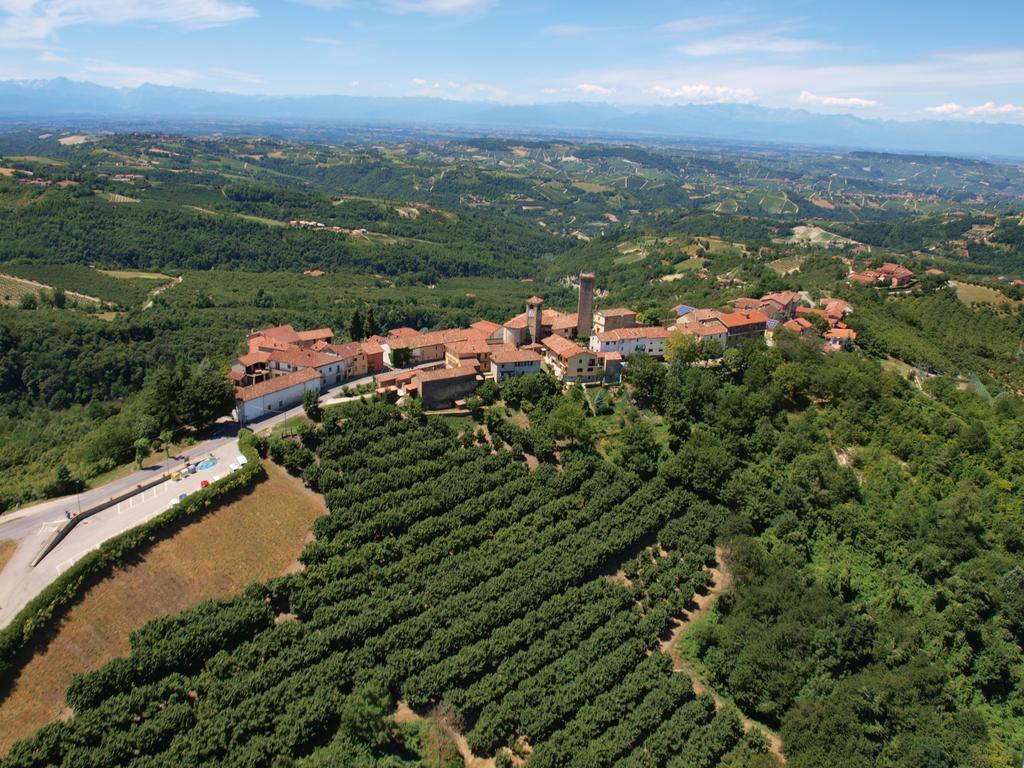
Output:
[{"xmin": 200, "ymin": 480, "xmax": 210, "ymax": 488}]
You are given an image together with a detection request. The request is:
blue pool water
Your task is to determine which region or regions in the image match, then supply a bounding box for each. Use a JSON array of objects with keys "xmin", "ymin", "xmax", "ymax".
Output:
[{"xmin": 197, "ymin": 457, "xmax": 218, "ymax": 471}]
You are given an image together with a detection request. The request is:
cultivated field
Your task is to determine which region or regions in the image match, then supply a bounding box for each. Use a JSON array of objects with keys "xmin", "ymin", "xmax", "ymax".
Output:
[
  {"xmin": 952, "ymin": 281, "xmax": 1021, "ymax": 310},
  {"xmin": 0, "ymin": 463, "xmax": 325, "ymax": 752},
  {"xmin": 0, "ymin": 275, "xmax": 44, "ymax": 306}
]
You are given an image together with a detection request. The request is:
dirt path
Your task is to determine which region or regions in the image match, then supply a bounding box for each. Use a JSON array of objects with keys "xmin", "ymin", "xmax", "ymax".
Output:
[
  {"xmin": 659, "ymin": 547, "xmax": 786, "ymax": 762},
  {"xmin": 142, "ymin": 275, "xmax": 182, "ymax": 310},
  {"xmin": 394, "ymin": 701, "xmax": 495, "ymax": 768}
]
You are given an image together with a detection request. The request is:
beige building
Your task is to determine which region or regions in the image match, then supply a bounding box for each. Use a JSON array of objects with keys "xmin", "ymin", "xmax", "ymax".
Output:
[
  {"xmin": 541, "ymin": 334, "xmax": 605, "ymax": 384},
  {"xmin": 590, "ymin": 326, "xmax": 671, "ymax": 358},
  {"xmin": 593, "ymin": 308, "xmax": 638, "ymax": 335}
]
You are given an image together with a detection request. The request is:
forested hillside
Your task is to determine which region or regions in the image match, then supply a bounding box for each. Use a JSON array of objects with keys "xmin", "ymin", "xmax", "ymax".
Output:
[{"xmin": 6, "ymin": 331, "xmax": 1024, "ymax": 766}]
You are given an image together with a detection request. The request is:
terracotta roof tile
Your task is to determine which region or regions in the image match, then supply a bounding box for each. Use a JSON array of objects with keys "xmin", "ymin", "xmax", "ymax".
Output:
[{"xmin": 235, "ymin": 368, "xmax": 320, "ymax": 401}]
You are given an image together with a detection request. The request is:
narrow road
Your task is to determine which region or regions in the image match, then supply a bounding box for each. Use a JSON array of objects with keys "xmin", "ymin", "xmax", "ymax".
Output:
[
  {"xmin": 0, "ymin": 368, "xmax": 395, "ymax": 630},
  {"xmin": 660, "ymin": 547, "xmax": 786, "ymax": 762}
]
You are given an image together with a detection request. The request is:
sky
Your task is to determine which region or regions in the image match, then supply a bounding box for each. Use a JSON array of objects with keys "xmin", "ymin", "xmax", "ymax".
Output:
[{"xmin": 0, "ymin": 0, "xmax": 1022, "ymax": 123}]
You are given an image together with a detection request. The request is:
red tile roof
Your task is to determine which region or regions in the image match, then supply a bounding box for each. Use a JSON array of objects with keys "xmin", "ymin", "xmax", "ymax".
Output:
[
  {"xmin": 296, "ymin": 328, "xmax": 333, "ymax": 342},
  {"xmin": 542, "ymin": 334, "xmax": 588, "ymax": 359},
  {"xmin": 761, "ymin": 291, "xmax": 801, "ymax": 306},
  {"xmin": 551, "ymin": 312, "xmax": 579, "ymax": 330},
  {"xmin": 596, "ymin": 307, "xmax": 637, "ymax": 317},
  {"xmin": 716, "ymin": 310, "xmax": 768, "ymax": 330},
  {"xmin": 387, "ymin": 327, "xmax": 487, "ymax": 351},
  {"xmin": 268, "ymin": 348, "xmax": 340, "ymax": 369},
  {"xmin": 596, "ymin": 326, "xmax": 671, "ymax": 342},
  {"xmin": 446, "ymin": 338, "xmax": 493, "ymax": 357},
  {"xmin": 471, "ymin": 319, "xmax": 502, "ymax": 334},
  {"xmin": 414, "ymin": 366, "xmax": 481, "ymax": 384},
  {"xmin": 526, "ymin": 296, "xmax": 545, "ymax": 304},
  {"xmin": 679, "ymin": 323, "xmax": 726, "ymax": 338},
  {"xmin": 237, "ymin": 351, "xmax": 270, "ymax": 367},
  {"xmin": 323, "ymin": 341, "xmax": 365, "ymax": 359},
  {"xmin": 256, "ymin": 324, "xmax": 298, "ymax": 342},
  {"xmin": 235, "ymin": 368, "xmax": 320, "ymax": 401},
  {"xmin": 782, "ymin": 317, "xmax": 814, "ymax": 333}
]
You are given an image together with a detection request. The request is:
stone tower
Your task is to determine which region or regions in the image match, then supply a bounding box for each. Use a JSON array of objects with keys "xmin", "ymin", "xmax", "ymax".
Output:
[
  {"xmin": 577, "ymin": 272, "xmax": 595, "ymax": 340},
  {"xmin": 526, "ymin": 296, "xmax": 544, "ymax": 344}
]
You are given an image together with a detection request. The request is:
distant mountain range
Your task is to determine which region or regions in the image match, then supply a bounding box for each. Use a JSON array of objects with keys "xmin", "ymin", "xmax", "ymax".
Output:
[{"xmin": 2, "ymin": 77, "xmax": 1023, "ymax": 159}]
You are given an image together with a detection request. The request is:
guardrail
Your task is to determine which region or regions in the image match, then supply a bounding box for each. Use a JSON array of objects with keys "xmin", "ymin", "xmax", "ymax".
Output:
[
  {"xmin": 0, "ymin": 430, "xmax": 263, "ymax": 683},
  {"xmin": 32, "ymin": 472, "xmax": 171, "ymax": 567}
]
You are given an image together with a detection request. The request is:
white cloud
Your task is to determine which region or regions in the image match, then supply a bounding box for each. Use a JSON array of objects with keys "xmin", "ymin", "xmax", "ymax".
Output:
[
  {"xmin": 542, "ymin": 24, "xmax": 589, "ymax": 37},
  {"xmin": 678, "ymin": 32, "xmax": 830, "ymax": 57},
  {"xmin": 925, "ymin": 101, "xmax": 1024, "ymax": 119},
  {"xmin": 799, "ymin": 90, "xmax": 879, "ymax": 109},
  {"xmin": 649, "ymin": 83, "xmax": 758, "ymax": 104},
  {"xmin": 658, "ymin": 15, "xmax": 744, "ymax": 33},
  {"xmin": 305, "ymin": 35, "xmax": 343, "ymax": 45},
  {"xmin": 383, "ymin": 0, "xmax": 493, "ymax": 14},
  {"xmin": 350, "ymin": 79, "xmax": 359, "ymax": 87},
  {"xmin": 0, "ymin": 0, "xmax": 256, "ymax": 44},
  {"xmin": 37, "ymin": 48, "xmax": 66, "ymax": 62},
  {"xmin": 576, "ymin": 82, "xmax": 614, "ymax": 97}
]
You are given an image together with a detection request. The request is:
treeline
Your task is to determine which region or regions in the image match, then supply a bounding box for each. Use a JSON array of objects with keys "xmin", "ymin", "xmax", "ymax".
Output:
[{"xmin": 0, "ymin": 189, "xmax": 555, "ymax": 281}]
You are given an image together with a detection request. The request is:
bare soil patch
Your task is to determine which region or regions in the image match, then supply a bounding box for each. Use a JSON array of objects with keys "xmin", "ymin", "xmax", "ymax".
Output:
[
  {"xmin": 0, "ymin": 462, "xmax": 325, "ymax": 753},
  {"xmin": 0, "ymin": 168, "xmax": 14, "ymax": 177},
  {"xmin": 57, "ymin": 135, "xmax": 89, "ymax": 146},
  {"xmin": 0, "ymin": 540, "xmax": 15, "ymax": 575},
  {"xmin": 394, "ymin": 701, "xmax": 495, "ymax": 768}
]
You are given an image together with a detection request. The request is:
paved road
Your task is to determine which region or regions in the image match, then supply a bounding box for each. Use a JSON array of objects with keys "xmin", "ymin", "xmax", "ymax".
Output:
[{"xmin": 0, "ymin": 370, "xmax": 389, "ymax": 630}]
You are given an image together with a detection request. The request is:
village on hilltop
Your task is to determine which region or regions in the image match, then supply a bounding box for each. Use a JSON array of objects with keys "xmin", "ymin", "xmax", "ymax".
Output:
[{"xmin": 228, "ymin": 269, "xmax": 872, "ymax": 423}]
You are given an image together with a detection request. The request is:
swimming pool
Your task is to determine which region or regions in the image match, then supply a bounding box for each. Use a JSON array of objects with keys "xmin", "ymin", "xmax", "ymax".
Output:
[{"xmin": 197, "ymin": 457, "xmax": 218, "ymax": 471}]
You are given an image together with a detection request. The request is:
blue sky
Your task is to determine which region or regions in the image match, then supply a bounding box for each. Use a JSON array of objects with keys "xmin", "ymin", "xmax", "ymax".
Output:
[{"xmin": 0, "ymin": 0, "xmax": 1022, "ymax": 122}]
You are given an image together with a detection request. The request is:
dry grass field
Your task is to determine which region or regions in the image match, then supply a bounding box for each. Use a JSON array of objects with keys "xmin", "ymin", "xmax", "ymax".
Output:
[
  {"xmin": 98, "ymin": 269, "xmax": 171, "ymax": 281},
  {"xmin": 0, "ymin": 540, "xmax": 15, "ymax": 576},
  {"xmin": 100, "ymin": 192, "xmax": 139, "ymax": 204},
  {"xmin": 0, "ymin": 463, "xmax": 326, "ymax": 753}
]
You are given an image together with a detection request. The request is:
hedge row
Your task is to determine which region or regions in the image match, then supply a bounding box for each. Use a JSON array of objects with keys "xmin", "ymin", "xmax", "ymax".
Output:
[{"xmin": 0, "ymin": 428, "xmax": 265, "ymax": 682}]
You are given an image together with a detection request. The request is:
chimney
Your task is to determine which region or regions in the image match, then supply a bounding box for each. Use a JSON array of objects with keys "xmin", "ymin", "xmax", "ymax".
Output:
[
  {"xmin": 577, "ymin": 272, "xmax": 595, "ymax": 340},
  {"xmin": 526, "ymin": 296, "xmax": 544, "ymax": 344}
]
